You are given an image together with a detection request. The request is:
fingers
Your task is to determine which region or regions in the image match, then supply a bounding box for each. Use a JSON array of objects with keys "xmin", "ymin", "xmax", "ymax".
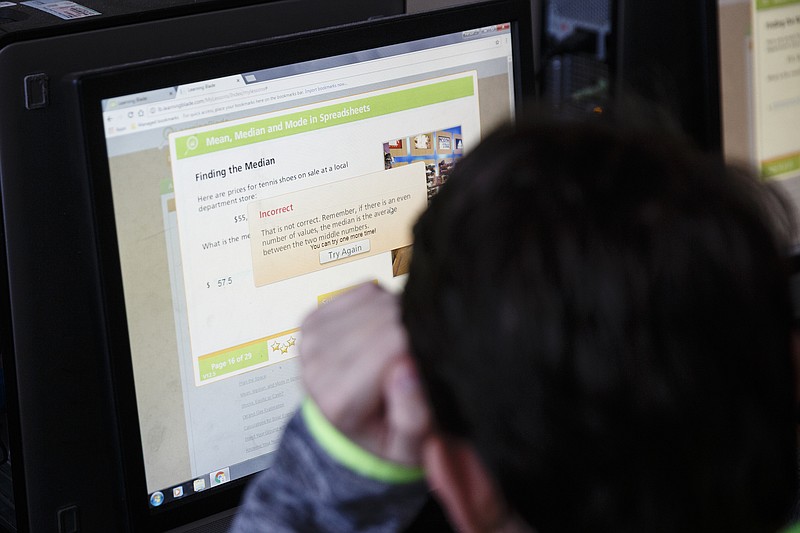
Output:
[
  {"xmin": 384, "ymin": 357, "xmax": 432, "ymax": 466},
  {"xmin": 301, "ymin": 284, "xmax": 400, "ymax": 368},
  {"xmin": 300, "ymin": 283, "xmax": 408, "ymax": 425},
  {"xmin": 298, "ymin": 283, "xmax": 432, "ymax": 467}
]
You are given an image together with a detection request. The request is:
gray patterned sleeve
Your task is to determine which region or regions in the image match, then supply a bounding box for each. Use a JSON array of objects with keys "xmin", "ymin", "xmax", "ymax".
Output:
[{"xmin": 230, "ymin": 411, "xmax": 429, "ymax": 532}]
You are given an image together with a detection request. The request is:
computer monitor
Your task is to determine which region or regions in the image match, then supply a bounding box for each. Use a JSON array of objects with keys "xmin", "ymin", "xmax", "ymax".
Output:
[
  {"xmin": 2, "ymin": 2, "xmax": 408, "ymax": 531},
  {"xmin": 77, "ymin": 1, "xmax": 535, "ymax": 529}
]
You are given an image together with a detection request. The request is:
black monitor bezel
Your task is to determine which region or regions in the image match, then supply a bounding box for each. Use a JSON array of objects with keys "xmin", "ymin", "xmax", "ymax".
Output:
[{"xmin": 77, "ymin": 1, "xmax": 535, "ymax": 529}]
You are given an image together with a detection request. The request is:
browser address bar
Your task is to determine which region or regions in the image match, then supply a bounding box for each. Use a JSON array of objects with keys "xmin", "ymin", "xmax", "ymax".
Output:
[
  {"xmin": 174, "ymin": 79, "xmax": 350, "ymax": 119},
  {"xmin": 154, "ymin": 85, "xmax": 285, "ymax": 113}
]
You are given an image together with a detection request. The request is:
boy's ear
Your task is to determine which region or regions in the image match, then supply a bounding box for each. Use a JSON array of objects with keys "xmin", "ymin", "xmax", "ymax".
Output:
[{"xmin": 422, "ymin": 435, "xmax": 509, "ymax": 533}]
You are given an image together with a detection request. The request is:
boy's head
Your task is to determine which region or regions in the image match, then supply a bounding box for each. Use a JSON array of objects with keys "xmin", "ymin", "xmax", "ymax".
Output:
[{"xmin": 403, "ymin": 117, "xmax": 797, "ymax": 533}]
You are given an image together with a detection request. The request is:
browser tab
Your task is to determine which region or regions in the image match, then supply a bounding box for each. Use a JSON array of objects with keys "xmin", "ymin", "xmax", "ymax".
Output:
[
  {"xmin": 176, "ymin": 75, "xmax": 246, "ymax": 96},
  {"xmin": 103, "ymin": 87, "xmax": 177, "ymax": 112}
]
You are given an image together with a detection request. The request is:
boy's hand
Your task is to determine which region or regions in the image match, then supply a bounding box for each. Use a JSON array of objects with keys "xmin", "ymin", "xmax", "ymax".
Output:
[{"xmin": 300, "ymin": 283, "xmax": 431, "ymax": 466}]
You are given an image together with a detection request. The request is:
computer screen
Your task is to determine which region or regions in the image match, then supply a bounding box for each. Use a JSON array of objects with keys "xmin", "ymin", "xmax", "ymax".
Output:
[{"xmin": 79, "ymin": 1, "xmax": 534, "ymax": 528}]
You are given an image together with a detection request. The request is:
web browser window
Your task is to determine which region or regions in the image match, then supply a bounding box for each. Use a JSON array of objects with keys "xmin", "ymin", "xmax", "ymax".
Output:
[{"xmin": 100, "ymin": 22, "xmax": 517, "ymax": 509}]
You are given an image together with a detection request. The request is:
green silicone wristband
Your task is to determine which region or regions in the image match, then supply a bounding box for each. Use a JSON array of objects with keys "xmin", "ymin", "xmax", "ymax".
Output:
[{"xmin": 302, "ymin": 397, "xmax": 425, "ymax": 484}]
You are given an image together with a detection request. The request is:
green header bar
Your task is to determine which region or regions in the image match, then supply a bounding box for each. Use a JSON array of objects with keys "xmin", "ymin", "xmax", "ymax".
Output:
[
  {"xmin": 174, "ymin": 76, "xmax": 475, "ymax": 159},
  {"xmin": 756, "ymin": 0, "xmax": 800, "ymax": 10},
  {"xmin": 762, "ymin": 153, "xmax": 800, "ymax": 179}
]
